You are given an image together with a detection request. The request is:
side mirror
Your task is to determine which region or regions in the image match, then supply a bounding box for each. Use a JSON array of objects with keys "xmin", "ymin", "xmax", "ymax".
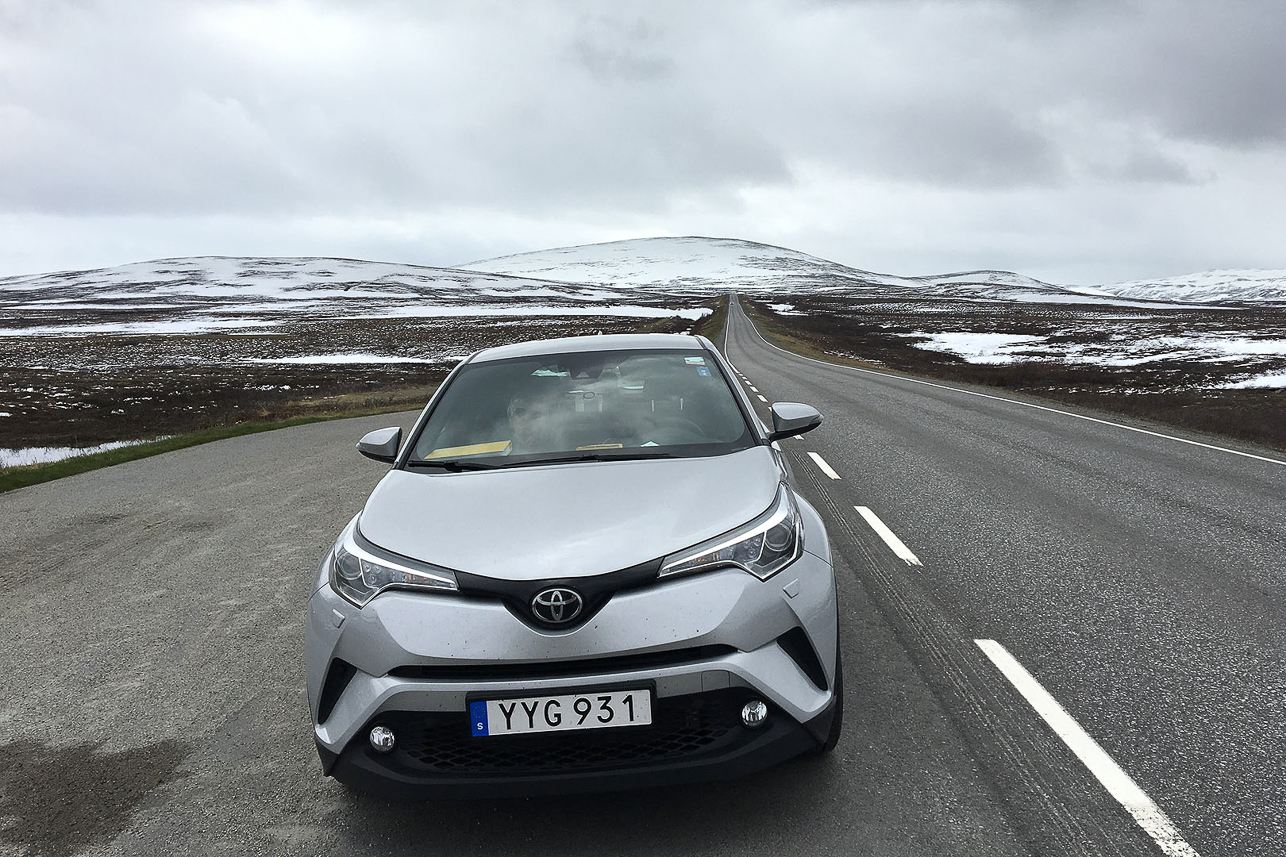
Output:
[
  {"xmin": 357, "ymin": 427, "xmax": 401, "ymax": 463},
  {"xmin": 767, "ymin": 402, "xmax": 822, "ymax": 442}
]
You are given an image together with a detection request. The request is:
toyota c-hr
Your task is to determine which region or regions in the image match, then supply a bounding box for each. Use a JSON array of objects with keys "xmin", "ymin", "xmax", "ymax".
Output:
[{"xmin": 305, "ymin": 333, "xmax": 841, "ymax": 796}]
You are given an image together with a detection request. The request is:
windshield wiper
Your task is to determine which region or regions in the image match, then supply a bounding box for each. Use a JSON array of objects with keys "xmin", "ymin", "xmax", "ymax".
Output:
[
  {"xmin": 508, "ymin": 451, "xmax": 681, "ymax": 467},
  {"xmin": 409, "ymin": 451, "xmax": 680, "ymax": 471},
  {"xmin": 405, "ymin": 459, "xmax": 502, "ymax": 472}
]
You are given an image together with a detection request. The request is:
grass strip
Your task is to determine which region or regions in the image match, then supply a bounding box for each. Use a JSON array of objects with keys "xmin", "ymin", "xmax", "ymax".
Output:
[
  {"xmin": 0, "ymin": 403, "xmax": 420, "ymax": 495},
  {"xmin": 691, "ymin": 294, "xmax": 730, "ymax": 345},
  {"xmin": 739, "ymin": 299, "xmax": 906, "ymax": 373}
]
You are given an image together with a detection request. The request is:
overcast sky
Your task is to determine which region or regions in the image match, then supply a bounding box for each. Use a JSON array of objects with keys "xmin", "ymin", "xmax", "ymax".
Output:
[{"xmin": 2, "ymin": 0, "xmax": 1284, "ymax": 284}]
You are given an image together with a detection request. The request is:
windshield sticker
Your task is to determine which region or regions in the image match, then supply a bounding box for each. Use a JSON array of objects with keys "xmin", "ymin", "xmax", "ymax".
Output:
[
  {"xmin": 426, "ymin": 440, "xmax": 512, "ymax": 459},
  {"xmin": 684, "ymin": 356, "xmax": 706, "ymax": 365},
  {"xmin": 696, "ymin": 366, "xmax": 711, "ymax": 376}
]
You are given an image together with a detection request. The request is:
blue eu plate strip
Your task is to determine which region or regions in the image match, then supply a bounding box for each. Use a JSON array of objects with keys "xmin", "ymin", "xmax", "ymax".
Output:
[{"xmin": 470, "ymin": 701, "xmax": 489, "ymax": 736}]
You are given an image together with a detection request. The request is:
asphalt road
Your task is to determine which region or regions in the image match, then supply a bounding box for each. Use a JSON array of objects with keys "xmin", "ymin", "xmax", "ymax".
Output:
[
  {"xmin": 723, "ymin": 297, "xmax": 1286, "ymax": 857},
  {"xmin": 0, "ymin": 303, "xmax": 1281, "ymax": 856}
]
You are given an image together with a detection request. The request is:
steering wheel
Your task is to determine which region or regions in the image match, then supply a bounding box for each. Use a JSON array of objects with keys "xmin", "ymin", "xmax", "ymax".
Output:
[{"xmin": 645, "ymin": 415, "xmax": 709, "ymax": 443}]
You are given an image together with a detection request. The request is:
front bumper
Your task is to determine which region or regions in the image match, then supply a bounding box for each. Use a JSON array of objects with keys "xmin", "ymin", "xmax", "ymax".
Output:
[
  {"xmin": 305, "ymin": 501, "xmax": 837, "ymax": 796},
  {"xmin": 319, "ymin": 687, "xmax": 839, "ymax": 798}
]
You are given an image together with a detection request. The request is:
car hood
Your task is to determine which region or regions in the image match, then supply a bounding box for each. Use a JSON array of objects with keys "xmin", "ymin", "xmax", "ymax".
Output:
[{"xmin": 357, "ymin": 446, "xmax": 781, "ymax": 581}]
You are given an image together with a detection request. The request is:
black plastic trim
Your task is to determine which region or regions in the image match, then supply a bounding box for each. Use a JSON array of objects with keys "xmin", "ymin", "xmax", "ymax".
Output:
[
  {"xmin": 323, "ymin": 691, "xmax": 821, "ymax": 798},
  {"xmin": 317, "ymin": 658, "xmax": 357, "ymax": 725},
  {"xmin": 388, "ymin": 645, "xmax": 737, "ymax": 681},
  {"xmin": 454, "ymin": 558, "xmax": 663, "ymax": 631},
  {"xmin": 776, "ymin": 627, "xmax": 829, "ymax": 691}
]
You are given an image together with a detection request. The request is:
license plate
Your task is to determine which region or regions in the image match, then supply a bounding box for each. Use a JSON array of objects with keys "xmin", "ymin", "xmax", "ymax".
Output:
[{"xmin": 469, "ymin": 689, "xmax": 653, "ymax": 736}]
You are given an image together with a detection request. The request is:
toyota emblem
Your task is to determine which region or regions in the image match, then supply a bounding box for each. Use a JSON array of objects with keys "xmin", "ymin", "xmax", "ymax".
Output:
[{"xmin": 531, "ymin": 587, "xmax": 583, "ymax": 624}]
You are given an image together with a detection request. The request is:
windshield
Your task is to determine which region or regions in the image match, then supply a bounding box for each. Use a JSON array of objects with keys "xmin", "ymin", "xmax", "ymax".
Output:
[{"xmin": 406, "ymin": 348, "xmax": 754, "ymax": 467}]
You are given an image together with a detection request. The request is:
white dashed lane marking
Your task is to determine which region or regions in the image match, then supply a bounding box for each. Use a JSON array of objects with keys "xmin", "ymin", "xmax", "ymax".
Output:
[
  {"xmin": 737, "ymin": 313, "xmax": 1204, "ymax": 857},
  {"xmin": 854, "ymin": 506, "xmax": 922, "ymax": 566},
  {"xmin": 756, "ymin": 394, "xmax": 768, "ymax": 403},
  {"xmin": 806, "ymin": 452, "xmax": 841, "ymax": 479},
  {"xmin": 975, "ymin": 640, "xmax": 1202, "ymax": 857}
]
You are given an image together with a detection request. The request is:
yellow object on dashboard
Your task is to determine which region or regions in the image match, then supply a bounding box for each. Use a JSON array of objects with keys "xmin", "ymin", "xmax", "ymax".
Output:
[{"xmin": 426, "ymin": 440, "xmax": 512, "ymax": 459}]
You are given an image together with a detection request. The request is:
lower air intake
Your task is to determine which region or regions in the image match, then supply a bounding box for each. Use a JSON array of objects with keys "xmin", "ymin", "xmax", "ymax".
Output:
[{"xmin": 373, "ymin": 690, "xmax": 760, "ymax": 774}]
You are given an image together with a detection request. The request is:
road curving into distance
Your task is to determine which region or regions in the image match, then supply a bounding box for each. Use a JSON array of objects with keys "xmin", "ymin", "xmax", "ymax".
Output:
[{"xmin": 0, "ymin": 301, "xmax": 1281, "ymax": 855}]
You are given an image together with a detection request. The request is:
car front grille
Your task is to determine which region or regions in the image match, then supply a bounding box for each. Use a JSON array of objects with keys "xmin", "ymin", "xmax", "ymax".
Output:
[
  {"xmin": 386, "ymin": 645, "xmax": 737, "ymax": 682},
  {"xmin": 375, "ymin": 690, "xmax": 757, "ymax": 775}
]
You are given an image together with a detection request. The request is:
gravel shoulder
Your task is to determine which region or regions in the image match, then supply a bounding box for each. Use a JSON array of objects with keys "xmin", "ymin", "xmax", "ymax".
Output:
[{"xmin": 0, "ymin": 405, "xmax": 1032, "ymax": 855}]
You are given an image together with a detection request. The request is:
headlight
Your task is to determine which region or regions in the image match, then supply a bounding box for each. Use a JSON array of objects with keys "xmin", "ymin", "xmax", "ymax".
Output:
[
  {"xmin": 659, "ymin": 484, "xmax": 802, "ymax": 581},
  {"xmin": 329, "ymin": 519, "xmax": 458, "ymax": 607}
]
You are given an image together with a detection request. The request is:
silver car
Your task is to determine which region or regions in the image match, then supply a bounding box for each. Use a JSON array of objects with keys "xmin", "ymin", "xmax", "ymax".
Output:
[{"xmin": 306, "ymin": 333, "xmax": 841, "ymax": 796}]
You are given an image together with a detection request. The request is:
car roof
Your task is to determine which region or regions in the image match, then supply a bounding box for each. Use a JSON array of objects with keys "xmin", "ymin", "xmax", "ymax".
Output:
[{"xmin": 470, "ymin": 333, "xmax": 708, "ymax": 363}]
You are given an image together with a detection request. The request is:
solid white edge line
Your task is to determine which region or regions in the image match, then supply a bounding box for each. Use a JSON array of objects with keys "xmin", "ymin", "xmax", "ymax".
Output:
[
  {"xmin": 854, "ymin": 506, "xmax": 922, "ymax": 566},
  {"xmin": 738, "ymin": 304, "xmax": 1286, "ymax": 469},
  {"xmin": 806, "ymin": 451, "xmax": 841, "ymax": 479},
  {"xmin": 974, "ymin": 640, "xmax": 1202, "ymax": 857}
]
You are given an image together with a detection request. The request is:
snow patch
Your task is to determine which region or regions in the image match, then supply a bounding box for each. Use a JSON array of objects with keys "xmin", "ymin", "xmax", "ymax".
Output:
[
  {"xmin": 906, "ymin": 332, "xmax": 1046, "ymax": 364},
  {"xmin": 356, "ymin": 305, "xmax": 711, "ymax": 321},
  {"xmin": 249, "ymin": 354, "xmax": 453, "ymax": 365},
  {"xmin": 0, "ymin": 318, "xmax": 279, "ymax": 337},
  {"xmin": 0, "ymin": 438, "xmax": 164, "ymax": 468},
  {"xmin": 1219, "ymin": 372, "xmax": 1286, "ymax": 389}
]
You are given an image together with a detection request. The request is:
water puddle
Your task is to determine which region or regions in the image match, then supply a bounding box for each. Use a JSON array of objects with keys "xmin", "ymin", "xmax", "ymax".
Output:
[{"xmin": 0, "ymin": 739, "xmax": 189, "ymax": 857}]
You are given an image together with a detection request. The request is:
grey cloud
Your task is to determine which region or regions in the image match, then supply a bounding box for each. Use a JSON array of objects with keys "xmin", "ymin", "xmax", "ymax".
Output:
[
  {"xmin": 1117, "ymin": 4, "xmax": 1286, "ymax": 146},
  {"xmin": 1087, "ymin": 145, "xmax": 1201, "ymax": 185},
  {"xmin": 0, "ymin": 0, "xmax": 1283, "ymax": 282},
  {"xmin": 569, "ymin": 15, "xmax": 674, "ymax": 82},
  {"xmin": 1000, "ymin": 0, "xmax": 1286, "ymax": 147},
  {"xmin": 849, "ymin": 100, "xmax": 1063, "ymax": 189},
  {"xmin": 0, "ymin": 0, "xmax": 790, "ymax": 217}
]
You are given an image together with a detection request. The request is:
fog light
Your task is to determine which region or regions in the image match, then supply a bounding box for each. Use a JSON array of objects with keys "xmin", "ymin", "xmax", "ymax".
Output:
[
  {"xmin": 741, "ymin": 700, "xmax": 769, "ymax": 728},
  {"xmin": 369, "ymin": 725, "xmax": 396, "ymax": 753}
]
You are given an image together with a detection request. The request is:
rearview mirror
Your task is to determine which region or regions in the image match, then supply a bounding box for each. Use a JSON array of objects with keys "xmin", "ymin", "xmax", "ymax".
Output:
[
  {"xmin": 357, "ymin": 427, "xmax": 401, "ymax": 463},
  {"xmin": 767, "ymin": 403, "xmax": 822, "ymax": 442}
]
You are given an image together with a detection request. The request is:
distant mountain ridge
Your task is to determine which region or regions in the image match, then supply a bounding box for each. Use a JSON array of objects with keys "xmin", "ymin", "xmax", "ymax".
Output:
[
  {"xmin": 0, "ymin": 255, "xmax": 702, "ymax": 338},
  {"xmin": 3, "ymin": 237, "xmax": 1283, "ymax": 309},
  {"xmin": 464, "ymin": 236, "xmax": 1286, "ymax": 305},
  {"xmin": 1103, "ymin": 269, "xmax": 1286, "ymax": 304}
]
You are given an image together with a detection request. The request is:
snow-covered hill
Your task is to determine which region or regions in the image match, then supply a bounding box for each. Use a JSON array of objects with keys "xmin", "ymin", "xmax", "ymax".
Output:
[
  {"xmin": 461, "ymin": 236, "xmax": 1080, "ymax": 299},
  {"xmin": 0, "ymin": 256, "xmax": 706, "ymax": 337},
  {"xmin": 464, "ymin": 236, "xmax": 1281, "ymax": 306},
  {"xmin": 1101, "ymin": 269, "xmax": 1286, "ymax": 304},
  {"xmin": 3, "ymin": 240, "xmax": 1282, "ymax": 323},
  {"xmin": 461, "ymin": 236, "xmax": 859, "ymax": 290}
]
